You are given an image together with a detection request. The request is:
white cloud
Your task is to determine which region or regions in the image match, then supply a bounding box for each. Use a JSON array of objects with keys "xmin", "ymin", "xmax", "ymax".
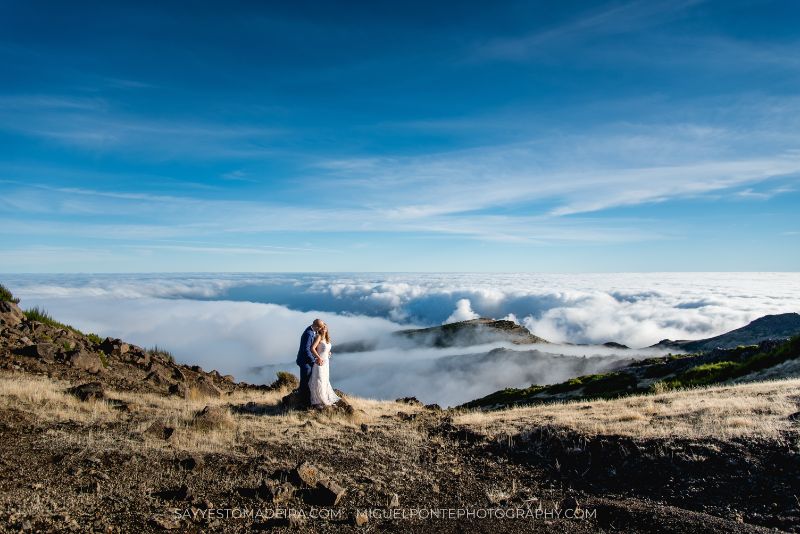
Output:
[
  {"xmin": 8, "ymin": 272, "xmax": 800, "ymax": 348},
  {"xmin": 0, "ymin": 95, "xmax": 280, "ymax": 159},
  {"xmin": 471, "ymin": 0, "xmax": 704, "ymax": 62},
  {"xmin": 444, "ymin": 298, "xmax": 480, "ymax": 324}
]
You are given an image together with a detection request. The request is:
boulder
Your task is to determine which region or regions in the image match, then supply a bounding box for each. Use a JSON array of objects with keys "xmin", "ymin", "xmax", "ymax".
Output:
[
  {"xmin": 0, "ymin": 301, "xmax": 24, "ymax": 327},
  {"xmin": 55, "ymin": 337, "xmax": 76, "ymax": 351},
  {"xmin": 396, "ymin": 396, "xmax": 422, "ymax": 406},
  {"xmin": 334, "ymin": 398, "xmax": 355, "ymax": 415},
  {"xmin": 153, "ymin": 484, "xmax": 193, "ymax": 502},
  {"xmin": 191, "ymin": 405, "xmax": 233, "ymax": 431},
  {"xmin": 99, "ymin": 337, "xmax": 129, "ymax": 355},
  {"xmin": 258, "ymin": 479, "xmax": 295, "ymax": 503},
  {"xmin": 144, "ymin": 421, "xmax": 175, "ymax": 441},
  {"xmin": 310, "ymin": 479, "xmax": 346, "ymax": 506},
  {"xmin": 177, "ymin": 455, "xmax": 203, "ymax": 471},
  {"xmin": 67, "ymin": 382, "xmax": 105, "ymax": 402},
  {"xmin": 171, "ymin": 367, "xmax": 186, "ymax": 381},
  {"xmin": 134, "ymin": 352, "xmax": 151, "ymax": 368},
  {"xmin": 168, "ymin": 383, "xmax": 188, "ymax": 398},
  {"xmin": 290, "ymin": 461, "xmax": 321, "ymax": 488},
  {"xmin": 68, "ymin": 350, "xmax": 104, "ymax": 374},
  {"xmin": 145, "ymin": 370, "xmax": 170, "ymax": 385},
  {"xmin": 353, "ymin": 511, "xmax": 369, "ymax": 527},
  {"xmin": 192, "ymin": 376, "xmax": 223, "ymax": 398},
  {"xmin": 20, "ymin": 343, "xmax": 60, "ymax": 361},
  {"xmin": 280, "ymin": 389, "xmax": 307, "ymax": 410}
]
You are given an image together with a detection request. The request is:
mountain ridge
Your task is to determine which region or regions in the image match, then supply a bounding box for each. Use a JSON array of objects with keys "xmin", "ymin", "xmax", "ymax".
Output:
[{"xmin": 649, "ymin": 312, "xmax": 800, "ymax": 352}]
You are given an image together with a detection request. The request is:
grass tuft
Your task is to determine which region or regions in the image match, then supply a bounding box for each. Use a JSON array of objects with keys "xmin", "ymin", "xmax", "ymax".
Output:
[
  {"xmin": 0, "ymin": 283, "xmax": 20, "ymax": 304},
  {"xmin": 147, "ymin": 345, "xmax": 175, "ymax": 363}
]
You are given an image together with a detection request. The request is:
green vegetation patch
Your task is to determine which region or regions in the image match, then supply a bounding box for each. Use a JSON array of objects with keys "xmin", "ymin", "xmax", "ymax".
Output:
[
  {"xmin": 23, "ymin": 306, "xmax": 103, "ymax": 345},
  {"xmin": 654, "ymin": 335, "xmax": 800, "ymax": 391},
  {"xmin": 0, "ymin": 283, "xmax": 20, "ymax": 304},
  {"xmin": 580, "ymin": 372, "xmax": 638, "ymax": 396},
  {"xmin": 462, "ymin": 384, "xmax": 546, "ymax": 408}
]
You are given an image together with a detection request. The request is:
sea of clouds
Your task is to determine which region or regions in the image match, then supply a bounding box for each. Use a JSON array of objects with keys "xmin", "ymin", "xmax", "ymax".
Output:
[{"xmin": 4, "ymin": 272, "xmax": 799, "ymax": 405}]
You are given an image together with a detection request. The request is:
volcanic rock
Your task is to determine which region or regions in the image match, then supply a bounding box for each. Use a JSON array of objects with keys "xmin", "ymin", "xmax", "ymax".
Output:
[
  {"xmin": 67, "ymin": 382, "xmax": 105, "ymax": 402},
  {"xmin": 191, "ymin": 405, "xmax": 232, "ymax": 431}
]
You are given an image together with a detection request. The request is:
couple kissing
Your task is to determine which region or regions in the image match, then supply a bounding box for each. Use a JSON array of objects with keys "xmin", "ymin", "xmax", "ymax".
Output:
[{"xmin": 295, "ymin": 318, "xmax": 341, "ymax": 408}]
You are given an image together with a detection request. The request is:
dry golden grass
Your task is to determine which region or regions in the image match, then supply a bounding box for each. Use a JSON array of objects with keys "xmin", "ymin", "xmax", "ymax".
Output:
[
  {"xmin": 0, "ymin": 373, "xmax": 117, "ymax": 425},
  {"xmin": 0, "ymin": 372, "xmax": 426, "ymax": 455},
  {"xmin": 455, "ymin": 378, "xmax": 800, "ymax": 440}
]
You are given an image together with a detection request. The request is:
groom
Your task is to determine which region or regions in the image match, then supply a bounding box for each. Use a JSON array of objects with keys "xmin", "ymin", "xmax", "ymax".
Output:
[{"xmin": 296, "ymin": 318, "xmax": 325, "ymax": 406}]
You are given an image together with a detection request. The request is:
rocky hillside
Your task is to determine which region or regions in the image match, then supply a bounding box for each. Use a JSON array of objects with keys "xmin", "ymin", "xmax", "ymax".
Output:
[
  {"xmin": 395, "ymin": 318, "xmax": 549, "ymax": 347},
  {"xmin": 0, "ymin": 296, "xmax": 280, "ymax": 401},
  {"xmin": 464, "ymin": 333, "xmax": 800, "ymax": 410},
  {"xmin": 650, "ymin": 313, "xmax": 800, "ymax": 352}
]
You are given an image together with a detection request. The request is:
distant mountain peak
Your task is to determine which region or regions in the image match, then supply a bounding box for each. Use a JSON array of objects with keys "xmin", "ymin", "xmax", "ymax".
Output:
[
  {"xmin": 395, "ymin": 317, "xmax": 549, "ymax": 348},
  {"xmin": 651, "ymin": 312, "xmax": 800, "ymax": 352}
]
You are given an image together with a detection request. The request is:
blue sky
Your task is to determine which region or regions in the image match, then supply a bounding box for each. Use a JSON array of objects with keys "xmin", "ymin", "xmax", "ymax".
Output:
[{"xmin": 1, "ymin": 0, "xmax": 799, "ymax": 272}]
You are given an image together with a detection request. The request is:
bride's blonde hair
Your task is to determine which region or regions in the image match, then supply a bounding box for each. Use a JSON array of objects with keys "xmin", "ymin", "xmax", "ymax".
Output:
[{"xmin": 322, "ymin": 325, "xmax": 331, "ymax": 343}]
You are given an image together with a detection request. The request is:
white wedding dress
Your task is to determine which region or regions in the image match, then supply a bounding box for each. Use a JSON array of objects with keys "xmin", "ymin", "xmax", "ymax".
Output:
[{"xmin": 309, "ymin": 340, "xmax": 341, "ymax": 406}]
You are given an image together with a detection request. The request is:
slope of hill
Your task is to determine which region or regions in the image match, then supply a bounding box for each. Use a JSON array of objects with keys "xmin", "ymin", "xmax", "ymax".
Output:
[
  {"xmin": 463, "ymin": 322, "xmax": 800, "ymax": 410},
  {"xmin": 464, "ymin": 336, "xmax": 800, "ymax": 410},
  {"xmin": 0, "ymin": 297, "xmax": 276, "ymax": 399},
  {"xmin": 650, "ymin": 313, "xmax": 800, "ymax": 352},
  {"xmin": 454, "ymin": 379, "xmax": 800, "ymax": 532}
]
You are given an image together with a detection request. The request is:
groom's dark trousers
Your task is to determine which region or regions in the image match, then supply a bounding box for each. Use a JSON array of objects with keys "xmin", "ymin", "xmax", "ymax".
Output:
[
  {"xmin": 296, "ymin": 326, "xmax": 316, "ymax": 406},
  {"xmin": 298, "ymin": 363, "xmax": 313, "ymax": 406}
]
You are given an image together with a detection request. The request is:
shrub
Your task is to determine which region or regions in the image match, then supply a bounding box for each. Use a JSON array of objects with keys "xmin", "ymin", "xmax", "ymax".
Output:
[
  {"xmin": 86, "ymin": 333, "xmax": 103, "ymax": 345},
  {"xmin": 0, "ymin": 283, "xmax": 19, "ymax": 304},
  {"xmin": 269, "ymin": 371, "xmax": 299, "ymax": 390}
]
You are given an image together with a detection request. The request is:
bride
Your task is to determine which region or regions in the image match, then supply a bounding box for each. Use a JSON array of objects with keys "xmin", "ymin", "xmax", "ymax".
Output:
[{"xmin": 309, "ymin": 325, "xmax": 341, "ymax": 407}]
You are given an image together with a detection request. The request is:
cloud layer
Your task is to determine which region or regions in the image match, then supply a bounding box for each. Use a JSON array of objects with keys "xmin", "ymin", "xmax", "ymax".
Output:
[
  {"xmin": 8, "ymin": 273, "xmax": 800, "ymax": 345},
  {"xmin": 4, "ymin": 272, "xmax": 799, "ymax": 405}
]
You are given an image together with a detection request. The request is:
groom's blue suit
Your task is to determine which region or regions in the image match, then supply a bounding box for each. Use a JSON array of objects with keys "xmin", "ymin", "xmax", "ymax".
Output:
[{"xmin": 296, "ymin": 326, "xmax": 316, "ymax": 405}]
